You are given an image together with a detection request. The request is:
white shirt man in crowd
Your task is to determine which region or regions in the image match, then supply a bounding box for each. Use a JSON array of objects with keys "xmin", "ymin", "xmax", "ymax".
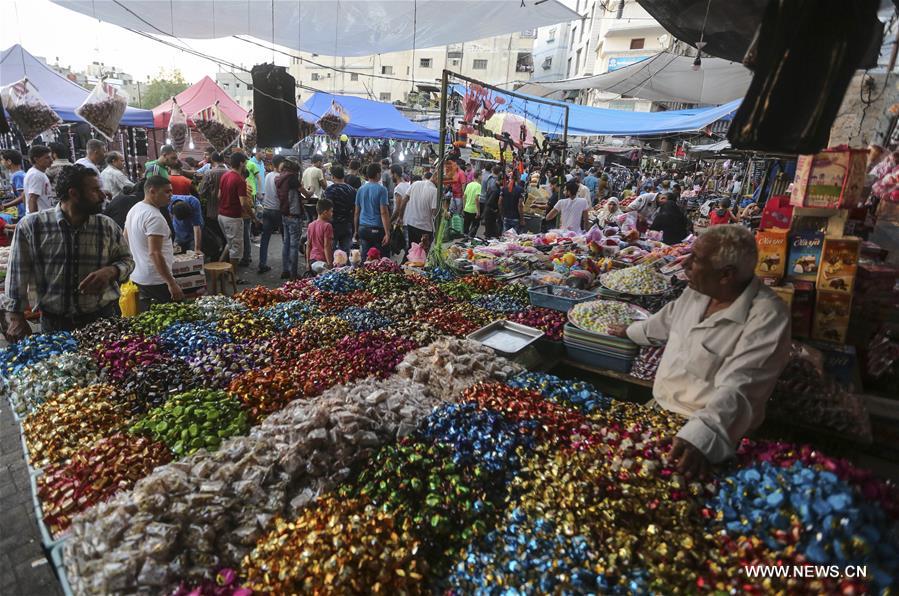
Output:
[
  {"xmin": 400, "ymin": 171, "xmax": 438, "ymax": 251},
  {"xmin": 24, "ymin": 145, "xmax": 54, "ymax": 214},
  {"xmin": 100, "ymin": 151, "xmax": 134, "ymax": 198},
  {"xmin": 124, "ymin": 175, "xmax": 183, "ymax": 311},
  {"xmin": 610, "ymin": 225, "xmax": 791, "ymax": 479},
  {"xmin": 74, "ymin": 139, "xmax": 105, "ymax": 175}
]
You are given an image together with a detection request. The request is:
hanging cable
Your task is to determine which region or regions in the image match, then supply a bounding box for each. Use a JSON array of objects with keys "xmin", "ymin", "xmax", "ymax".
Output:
[{"xmin": 410, "ymin": 0, "xmax": 418, "ymax": 96}]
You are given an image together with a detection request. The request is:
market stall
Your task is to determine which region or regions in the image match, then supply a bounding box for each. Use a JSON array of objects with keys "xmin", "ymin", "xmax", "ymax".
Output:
[
  {"xmin": 2, "ymin": 229, "xmax": 897, "ymax": 594},
  {"xmin": 0, "ymin": 44, "xmax": 155, "ymax": 178}
]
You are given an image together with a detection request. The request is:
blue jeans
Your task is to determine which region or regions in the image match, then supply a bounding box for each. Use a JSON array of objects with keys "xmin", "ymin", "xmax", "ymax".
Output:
[
  {"xmin": 282, "ymin": 215, "xmax": 301, "ymax": 277},
  {"xmin": 259, "ymin": 208, "xmax": 282, "ymax": 267},
  {"xmin": 242, "ymin": 218, "xmax": 251, "ymax": 262},
  {"xmin": 503, "ymin": 217, "xmax": 521, "ymax": 233},
  {"xmin": 359, "ymin": 225, "xmax": 389, "ymax": 259}
]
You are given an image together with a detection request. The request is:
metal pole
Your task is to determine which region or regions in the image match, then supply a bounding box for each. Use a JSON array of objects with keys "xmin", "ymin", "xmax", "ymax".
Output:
[
  {"xmin": 435, "ymin": 69, "xmax": 449, "ymax": 234},
  {"xmin": 561, "ymin": 105, "xmax": 569, "ymax": 196}
]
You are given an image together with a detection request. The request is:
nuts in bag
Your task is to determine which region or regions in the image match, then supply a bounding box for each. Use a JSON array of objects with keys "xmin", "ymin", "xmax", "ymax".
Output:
[
  {"xmin": 167, "ymin": 97, "xmax": 189, "ymax": 152},
  {"xmin": 316, "ymin": 100, "xmax": 349, "ymax": 139},
  {"xmin": 0, "ymin": 78, "xmax": 62, "ymax": 142},
  {"xmin": 194, "ymin": 102, "xmax": 240, "ymax": 152},
  {"xmin": 76, "ymin": 80, "xmax": 128, "ymax": 141}
]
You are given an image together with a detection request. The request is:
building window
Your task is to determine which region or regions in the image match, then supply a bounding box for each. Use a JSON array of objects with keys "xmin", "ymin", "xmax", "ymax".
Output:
[
  {"xmin": 473, "ymin": 59, "xmax": 488, "ymax": 70},
  {"xmin": 630, "ymin": 38, "xmax": 645, "ymax": 49},
  {"xmin": 350, "ymin": 73, "xmax": 359, "ymax": 81},
  {"xmin": 311, "ymin": 73, "xmax": 320, "ymax": 81},
  {"xmin": 381, "ymin": 65, "xmax": 393, "ymax": 75},
  {"xmin": 222, "ymin": 82, "xmax": 229, "ymax": 89},
  {"xmin": 571, "ymin": 26, "xmax": 577, "ymax": 46},
  {"xmin": 567, "ymin": 57, "xmax": 572, "ymax": 78},
  {"xmin": 246, "ymin": 84, "xmax": 253, "ymax": 91},
  {"xmin": 235, "ymin": 83, "xmax": 240, "ymax": 89},
  {"xmin": 379, "ymin": 92, "xmax": 391, "ymax": 102},
  {"xmin": 580, "ymin": 18, "xmax": 586, "ymax": 42},
  {"xmin": 515, "ymin": 52, "xmax": 533, "ymax": 73},
  {"xmin": 542, "ymin": 56, "xmax": 553, "ymax": 70},
  {"xmin": 419, "ymin": 58, "xmax": 432, "ymax": 68},
  {"xmin": 575, "ymin": 49, "xmax": 582, "ymax": 74},
  {"xmin": 520, "ymin": 28, "xmax": 537, "ymax": 38},
  {"xmin": 547, "ymin": 27, "xmax": 556, "ymax": 42}
]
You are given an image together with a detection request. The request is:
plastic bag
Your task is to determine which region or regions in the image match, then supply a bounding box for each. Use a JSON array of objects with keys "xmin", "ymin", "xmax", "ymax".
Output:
[
  {"xmin": 167, "ymin": 98, "xmax": 189, "ymax": 152},
  {"xmin": 0, "ymin": 78, "xmax": 62, "ymax": 142},
  {"xmin": 449, "ymin": 213, "xmax": 464, "ymax": 238},
  {"xmin": 241, "ymin": 109, "xmax": 257, "ymax": 150},
  {"xmin": 119, "ymin": 281, "xmax": 139, "ymax": 317},
  {"xmin": 75, "ymin": 81, "xmax": 128, "ymax": 141},
  {"xmin": 317, "ymin": 101, "xmax": 349, "ymax": 139},
  {"xmin": 407, "ymin": 242, "xmax": 426, "ymax": 265},
  {"xmin": 194, "ymin": 102, "xmax": 240, "ymax": 152}
]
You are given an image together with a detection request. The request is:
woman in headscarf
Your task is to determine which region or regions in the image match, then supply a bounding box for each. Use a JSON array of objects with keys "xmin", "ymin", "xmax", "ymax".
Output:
[
  {"xmin": 650, "ymin": 193, "xmax": 691, "ymax": 245},
  {"xmin": 595, "ymin": 197, "xmax": 621, "ymax": 227}
]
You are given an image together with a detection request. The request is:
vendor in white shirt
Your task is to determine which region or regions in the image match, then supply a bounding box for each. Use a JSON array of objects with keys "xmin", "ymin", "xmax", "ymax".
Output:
[{"xmin": 609, "ymin": 225, "xmax": 791, "ymax": 479}]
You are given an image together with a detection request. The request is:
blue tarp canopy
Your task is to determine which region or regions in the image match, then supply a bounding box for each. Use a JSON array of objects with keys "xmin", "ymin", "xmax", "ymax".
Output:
[
  {"xmin": 1, "ymin": 44, "xmax": 154, "ymax": 128},
  {"xmin": 298, "ymin": 92, "xmax": 440, "ymax": 142},
  {"xmin": 451, "ymin": 84, "xmax": 739, "ymax": 137}
]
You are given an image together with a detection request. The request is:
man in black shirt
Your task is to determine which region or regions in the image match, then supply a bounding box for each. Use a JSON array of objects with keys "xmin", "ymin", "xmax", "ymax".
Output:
[
  {"xmin": 323, "ymin": 165, "xmax": 357, "ymax": 253},
  {"xmin": 345, "ymin": 159, "xmax": 363, "ymax": 190},
  {"xmin": 103, "ymin": 186, "xmax": 141, "ymax": 230}
]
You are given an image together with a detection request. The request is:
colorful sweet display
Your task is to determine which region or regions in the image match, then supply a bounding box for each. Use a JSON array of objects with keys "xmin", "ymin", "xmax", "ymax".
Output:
[{"xmin": 1, "ymin": 266, "xmax": 895, "ymax": 596}]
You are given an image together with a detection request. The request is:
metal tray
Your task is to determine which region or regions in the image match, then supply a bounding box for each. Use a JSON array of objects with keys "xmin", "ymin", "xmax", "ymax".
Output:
[{"xmin": 467, "ymin": 320, "xmax": 544, "ymax": 356}]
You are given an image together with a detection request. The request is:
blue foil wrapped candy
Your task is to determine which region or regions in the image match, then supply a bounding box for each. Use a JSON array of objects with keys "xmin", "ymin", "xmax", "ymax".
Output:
[{"xmin": 506, "ymin": 371, "xmax": 612, "ymax": 413}]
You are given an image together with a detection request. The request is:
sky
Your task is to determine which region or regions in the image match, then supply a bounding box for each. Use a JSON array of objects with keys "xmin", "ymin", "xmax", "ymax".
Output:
[{"xmin": 1, "ymin": 0, "xmax": 292, "ymax": 82}]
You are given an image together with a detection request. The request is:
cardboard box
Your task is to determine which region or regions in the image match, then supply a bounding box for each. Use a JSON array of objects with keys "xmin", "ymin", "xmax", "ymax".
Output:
[
  {"xmin": 171, "ymin": 252, "xmax": 204, "ymax": 276},
  {"xmin": 816, "ymin": 236, "xmax": 860, "ymax": 293},
  {"xmin": 791, "ymin": 147, "xmax": 867, "ymax": 209},
  {"xmin": 812, "ymin": 289, "xmax": 853, "ymax": 343},
  {"xmin": 786, "ymin": 230, "xmax": 824, "ymax": 281},
  {"xmin": 754, "ymin": 228, "xmax": 789, "ymax": 281},
  {"xmin": 791, "ymin": 281, "xmax": 815, "ymax": 338},
  {"xmin": 174, "ymin": 271, "xmax": 206, "ymax": 291},
  {"xmin": 770, "ymin": 283, "xmax": 794, "ymax": 309}
]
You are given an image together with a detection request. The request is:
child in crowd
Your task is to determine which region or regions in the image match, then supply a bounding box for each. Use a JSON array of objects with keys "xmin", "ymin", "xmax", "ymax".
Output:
[
  {"xmin": 305, "ymin": 198, "xmax": 334, "ymax": 274},
  {"xmin": 709, "ymin": 197, "xmax": 738, "ymax": 226}
]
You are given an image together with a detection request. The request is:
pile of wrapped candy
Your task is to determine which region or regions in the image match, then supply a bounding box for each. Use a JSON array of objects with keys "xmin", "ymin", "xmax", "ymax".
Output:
[{"xmin": 1, "ymin": 267, "xmax": 896, "ymax": 595}]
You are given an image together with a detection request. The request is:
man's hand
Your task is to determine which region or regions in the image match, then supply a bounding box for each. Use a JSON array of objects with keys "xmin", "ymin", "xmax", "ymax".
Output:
[
  {"xmin": 78, "ymin": 267, "xmax": 117, "ymax": 295},
  {"xmin": 607, "ymin": 323, "xmax": 629, "ymax": 338},
  {"xmin": 5, "ymin": 312, "xmax": 32, "ymax": 342},
  {"xmin": 381, "ymin": 231, "xmax": 391, "ymax": 247},
  {"xmin": 669, "ymin": 437, "xmax": 710, "ymax": 481},
  {"xmin": 167, "ymin": 281, "xmax": 185, "ymax": 302}
]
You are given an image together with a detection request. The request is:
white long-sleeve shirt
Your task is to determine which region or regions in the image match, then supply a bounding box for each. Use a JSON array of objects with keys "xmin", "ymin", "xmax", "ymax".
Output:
[{"xmin": 626, "ymin": 277, "xmax": 791, "ymax": 463}]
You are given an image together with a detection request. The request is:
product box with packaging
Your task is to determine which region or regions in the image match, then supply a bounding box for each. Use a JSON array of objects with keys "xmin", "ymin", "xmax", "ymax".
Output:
[
  {"xmin": 812, "ymin": 289, "xmax": 853, "ymax": 343},
  {"xmin": 816, "ymin": 236, "xmax": 860, "ymax": 293},
  {"xmin": 791, "ymin": 281, "xmax": 816, "ymax": 338},
  {"xmin": 786, "ymin": 231, "xmax": 824, "ymax": 281},
  {"xmin": 754, "ymin": 228, "xmax": 789, "ymax": 282},
  {"xmin": 790, "ymin": 147, "xmax": 867, "ymax": 209},
  {"xmin": 171, "ymin": 251, "xmax": 204, "ymax": 276},
  {"xmin": 770, "ymin": 283, "xmax": 795, "ymax": 309}
]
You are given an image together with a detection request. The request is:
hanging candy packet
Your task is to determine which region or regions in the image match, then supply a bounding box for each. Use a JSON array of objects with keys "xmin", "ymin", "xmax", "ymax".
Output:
[
  {"xmin": 317, "ymin": 100, "xmax": 349, "ymax": 139},
  {"xmin": 167, "ymin": 97, "xmax": 189, "ymax": 152},
  {"xmin": 194, "ymin": 102, "xmax": 240, "ymax": 151},
  {"xmin": 297, "ymin": 117, "xmax": 317, "ymax": 141},
  {"xmin": 241, "ymin": 108, "xmax": 257, "ymax": 150},
  {"xmin": 76, "ymin": 80, "xmax": 128, "ymax": 141},
  {"xmin": 0, "ymin": 78, "xmax": 62, "ymax": 142}
]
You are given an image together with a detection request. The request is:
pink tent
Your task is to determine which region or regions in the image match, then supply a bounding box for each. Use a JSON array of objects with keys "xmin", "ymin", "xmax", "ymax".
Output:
[{"xmin": 152, "ymin": 75, "xmax": 247, "ymax": 129}]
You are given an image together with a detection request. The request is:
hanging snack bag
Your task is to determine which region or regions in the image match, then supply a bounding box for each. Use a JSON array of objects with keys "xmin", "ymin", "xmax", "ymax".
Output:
[
  {"xmin": 76, "ymin": 80, "xmax": 129, "ymax": 141},
  {"xmin": 297, "ymin": 117, "xmax": 317, "ymax": 141},
  {"xmin": 194, "ymin": 102, "xmax": 240, "ymax": 152},
  {"xmin": 0, "ymin": 78, "xmax": 62, "ymax": 142},
  {"xmin": 167, "ymin": 98, "xmax": 189, "ymax": 152},
  {"xmin": 317, "ymin": 101, "xmax": 350, "ymax": 139},
  {"xmin": 241, "ymin": 109, "xmax": 257, "ymax": 150}
]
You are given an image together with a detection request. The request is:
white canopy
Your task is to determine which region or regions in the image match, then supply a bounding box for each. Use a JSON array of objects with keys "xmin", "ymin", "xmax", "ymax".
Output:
[
  {"xmin": 51, "ymin": 0, "xmax": 578, "ymax": 57},
  {"xmin": 516, "ymin": 51, "xmax": 752, "ymax": 105}
]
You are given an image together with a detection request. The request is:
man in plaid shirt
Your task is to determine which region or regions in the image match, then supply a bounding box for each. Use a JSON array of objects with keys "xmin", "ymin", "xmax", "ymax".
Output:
[{"xmin": 3, "ymin": 164, "xmax": 134, "ymax": 340}]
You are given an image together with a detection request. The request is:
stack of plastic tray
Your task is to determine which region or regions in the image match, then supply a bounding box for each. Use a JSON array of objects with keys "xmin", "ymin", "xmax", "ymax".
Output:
[
  {"xmin": 563, "ymin": 322, "xmax": 639, "ymax": 372},
  {"xmin": 528, "ymin": 285, "xmax": 598, "ymax": 312}
]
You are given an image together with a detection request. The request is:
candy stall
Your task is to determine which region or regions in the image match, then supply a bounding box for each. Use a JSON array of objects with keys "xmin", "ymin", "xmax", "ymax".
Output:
[{"xmin": 2, "ymin": 240, "xmax": 897, "ymax": 595}]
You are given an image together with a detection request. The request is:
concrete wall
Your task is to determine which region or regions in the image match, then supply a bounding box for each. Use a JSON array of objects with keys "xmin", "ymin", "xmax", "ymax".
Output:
[{"xmin": 830, "ymin": 72, "xmax": 899, "ymax": 148}]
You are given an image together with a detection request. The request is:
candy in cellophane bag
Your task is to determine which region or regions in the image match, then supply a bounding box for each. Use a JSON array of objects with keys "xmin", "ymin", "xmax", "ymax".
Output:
[
  {"xmin": 241, "ymin": 109, "xmax": 257, "ymax": 150},
  {"xmin": 194, "ymin": 102, "xmax": 240, "ymax": 152},
  {"xmin": 76, "ymin": 80, "xmax": 129, "ymax": 141},
  {"xmin": 0, "ymin": 78, "xmax": 62, "ymax": 142},
  {"xmin": 167, "ymin": 98, "xmax": 189, "ymax": 152},
  {"xmin": 316, "ymin": 101, "xmax": 349, "ymax": 140}
]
